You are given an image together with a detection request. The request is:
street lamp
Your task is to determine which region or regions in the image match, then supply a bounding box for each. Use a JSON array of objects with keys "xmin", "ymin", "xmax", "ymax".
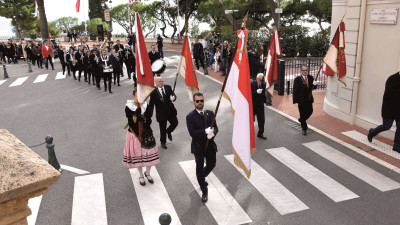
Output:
[{"xmin": 224, "ymin": 10, "xmax": 239, "ymax": 32}]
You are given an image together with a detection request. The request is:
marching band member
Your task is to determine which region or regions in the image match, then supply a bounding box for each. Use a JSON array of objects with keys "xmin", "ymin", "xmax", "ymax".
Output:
[
  {"xmin": 99, "ymin": 49, "xmax": 113, "ymax": 93},
  {"xmin": 67, "ymin": 48, "xmax": 78, "ymax": 80},
  {"xmin": 110, "ymin": 49, "xmax": 122, "ymax": 86}
]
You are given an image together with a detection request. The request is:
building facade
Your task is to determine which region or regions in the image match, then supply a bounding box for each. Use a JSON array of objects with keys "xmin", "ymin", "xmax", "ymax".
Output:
[{"xmin": 325, "ymin": 0, "xmax": 400, "ymax": 138}]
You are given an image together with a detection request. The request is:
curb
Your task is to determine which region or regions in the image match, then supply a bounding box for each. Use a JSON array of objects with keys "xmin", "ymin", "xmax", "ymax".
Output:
[{"xmin": 196, "ymin": 68, "xmax": 400, "ymax": 174}]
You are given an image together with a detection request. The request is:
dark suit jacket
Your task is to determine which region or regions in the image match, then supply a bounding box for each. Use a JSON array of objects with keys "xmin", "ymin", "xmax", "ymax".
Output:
[
  {"xmin": 193, "ymin": 43, "xmax": 203, "ymax": 57},
  {"xmin": 148, "ymin": 51, "xmax": 161, "ymax": 64},
  {"xmin": 186, "ymin": 109, "xmax": 218, "ymax": 154},
  {"xmin": 148, "ymin": 85, "xmax": 177, "ymax": 122},
  {"xmin": 251, "ymin": 80, "xmax": 266, "ymax": 109},
  {"xmin": 58, "ymin": 50, "xmax": 65, "ymax": 63},
  {"xmin": 382, "ymin": 72, "xmax": 400, "ymax": 119},
  {"xmin": 293, "ymin": 75, "xmax": 314, "ymax": 106},
  {"xmin": 109, "ymin": 54, "xmax": 120, "ymax": 70},
  {"xmin": 114, "ymin": 44, "xmax": 124, "ymax": 52}
]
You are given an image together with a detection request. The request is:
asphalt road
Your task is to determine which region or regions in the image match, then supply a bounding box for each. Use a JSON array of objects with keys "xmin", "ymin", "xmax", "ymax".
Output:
[{"xmin": 1, "ymin": 52, "xmax": 400, "ymax": 225}]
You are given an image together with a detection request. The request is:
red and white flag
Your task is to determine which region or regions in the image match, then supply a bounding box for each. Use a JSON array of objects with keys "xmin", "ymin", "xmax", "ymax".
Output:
[
  {"xmin": 322, "ymin": 63, "xmax": 335, "ymax": 76},
  {"xmin": 264, "ymin": 27, "xmax": 282, "ymax": 95},
  {"xmin": 323, "ymin": 21, "xmax": 347, "ymax": 86},
  {"xmin": 177, "ymin": 33, "xmax": 199, "ymax": 103},
  {"xmin": 223, "ymin": 27, "xmax": 256, "ymax": 178},
  {"xmin": 75, "ymin": 0, "xmax": 80, "ymax": 12},
  {"xmin": 135, "ymin": 11, "xmax": 155, "ymax": 104}
]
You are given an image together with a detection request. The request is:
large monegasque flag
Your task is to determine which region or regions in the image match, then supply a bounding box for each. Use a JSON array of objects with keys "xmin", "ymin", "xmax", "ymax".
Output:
[
  {"xmin": 135, "ymin": 11, "xmax": 155, "ymax": 104},
  {"xmin": 264, "ymin": 27, "xmax": 282, "ymax": 95},
  {"xmin": 323, "ymin": 21, "xmax": 347, "ymax": 86},
  {"xmin": 223, "ymin": 28, "xmax": 256, "ymax": 178},
  {"xmin": 177, "ymin": 33, "xmax": 199, "ymax": 103},
  {"xmin": 75, "ymin": 0, "xmax": 80, "ymax": 12}
]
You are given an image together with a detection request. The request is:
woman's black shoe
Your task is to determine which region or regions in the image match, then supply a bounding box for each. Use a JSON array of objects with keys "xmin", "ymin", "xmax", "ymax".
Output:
[
  {"xmin": 139, "ymin": 177, "xmax": 145, "ymax": 186},
  {"xmin": 144, "ymin": 172, "xmax": 154, "ymax": 184}
]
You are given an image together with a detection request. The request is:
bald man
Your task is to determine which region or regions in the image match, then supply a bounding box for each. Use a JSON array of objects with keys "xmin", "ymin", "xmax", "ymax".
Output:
[{"xmin": 148, "ymin": 77, "xmax": 178, "ymax": 149}]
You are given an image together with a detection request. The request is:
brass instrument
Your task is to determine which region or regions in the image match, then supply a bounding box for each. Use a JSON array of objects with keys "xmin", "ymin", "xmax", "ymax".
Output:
[
  {"xmin": 72, "ymin": 53, "xmax": 76, "ymax": 66},
  {"xmin": 100, "ymin": 38, "xmax": 108, "ymax": 49}
]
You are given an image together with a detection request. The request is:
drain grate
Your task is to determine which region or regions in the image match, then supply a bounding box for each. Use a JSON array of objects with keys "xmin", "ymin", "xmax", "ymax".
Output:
[{"xmin": 286, "ymin": 121, "xmax": 313, "ymax": 133}]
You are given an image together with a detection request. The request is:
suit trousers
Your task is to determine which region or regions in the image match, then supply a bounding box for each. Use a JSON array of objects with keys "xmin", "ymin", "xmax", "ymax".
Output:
[
  {"xmin": 194, "ymin": 55, "xmax": 205, "ymax": 70},
  {"xmin": 103, "ymin": 72, "xmax": 112, "ymax": 91},
  {"xmin": 194, "ymin": 148, "xmax": 216, "ymax": 194},
  {"xmin": 44, "ymin": 56, "xmax": 54, "ymax": 69},
  {"xmin": 158, "ymin": 114, "xmax": 178, "ymax": 144},
  {"xmin": 113, "ymin": 68, "xmax": 121, "ymax": 85},
  {"xmin": 61, "ymin": 61, "xmax": 69, "ymax": 75},
  {"xmin": 95, "ymin": 67, "xmax": 101, "ymax": 88},
  {"xmin": 370, "ymin": 117, "xmax": 400, "ymax": 149},
  {"xmin": 254, "ymin": 106, "xmax": 265, "ymax": 136},
  {"xmin": 298, "ymin": 103, "xmax": 313, "ymax": 131},
  {"xmin": 86, "ymin": 68, "xmax": 94, "ymax": 84}
]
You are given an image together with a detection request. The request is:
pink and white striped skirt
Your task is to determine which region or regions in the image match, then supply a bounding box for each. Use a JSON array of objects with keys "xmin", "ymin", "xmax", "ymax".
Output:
[{"xmin": 122, "ymin": 132, "xmax": 160, "ymax": 168}]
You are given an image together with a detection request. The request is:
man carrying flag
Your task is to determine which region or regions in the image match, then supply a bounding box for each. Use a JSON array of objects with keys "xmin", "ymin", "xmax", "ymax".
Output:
[
  {"xmin": 264, "ymin": 27, "xmax": 282, "ymax": 96},
  {"xmin": 223, "ymin": 16, "xmax": 256, "ymax": 178},
  {"xmin": 177, "ymin": 33, "xmax": 200, "ymax": 103},
  {"xmin": 323, "ymin": 21, "xmax": 347, "ymax": 86}
]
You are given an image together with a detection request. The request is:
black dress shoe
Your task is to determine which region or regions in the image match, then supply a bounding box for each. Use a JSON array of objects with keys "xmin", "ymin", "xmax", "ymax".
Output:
[
  {"xmin": 118, "ymin": 84, "xmax": 121, "ymax": 86},
  {"xmin": 367, "ymin": 129, "xmax": 373, "ymax": 142},
  {"xmin": 201, "ymin": 192, "xmax": 208, "ymax": 203},
  {"xmin": 109, "ymin": 91, "xmax": 113, "ymax": 93},
  {"xmin": 302, "ymin": 130, "xmax": 307, "ymax": 136},
  {"xmin": 161, "ymin": 143, "xmax": 167, "ymax": 149},
  {"xmin": 393, "ymin": 148, "xmax": 400, "ymax": 153},
  {"xmin": 257, "ymin": 134, "xmax": 267, "ymax": 140},
  {"xmin": 144, "ymin": 172, "xmax": 154, "ymax": 184},
  {"xmin": 139, "ymin": 177, "xmax": 145, "ymax": 186},
  {"xmin": 167, "ymin": 131, "xmax": 173, "ymax": 141}
]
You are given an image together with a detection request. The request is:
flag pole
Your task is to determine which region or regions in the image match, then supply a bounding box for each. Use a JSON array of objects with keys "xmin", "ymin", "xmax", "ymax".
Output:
[{"xmin": 204, "ymin": 13, "xmax": 248, "ymax": 151}]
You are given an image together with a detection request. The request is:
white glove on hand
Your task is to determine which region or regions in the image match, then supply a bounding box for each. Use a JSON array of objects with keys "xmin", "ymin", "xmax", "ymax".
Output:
[
  {"xmin": 257, "ymin": 89, "xmax": 262, "ymax": 94},
  {"xmin": 207, "ymin": 133, "xmax": 215, "ymax": 139},
  {"xmin": 294, "ymin": 103, "xmax": 298, "ymax": 106},
  {"xmin": 313, "ymin": 81, "xmax": 318, "ymax": 86},
  {"xmin": 205, "ymin": 127, "xmax": 214, "ymax": 135},
  {"xmin": 170, "ymin": 96, "xmax": 174, "ymax": 101}
]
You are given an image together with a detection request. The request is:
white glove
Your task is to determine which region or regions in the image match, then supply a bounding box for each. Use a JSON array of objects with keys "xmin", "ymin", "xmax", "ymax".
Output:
[
  {"xmin": 294, "ymin": 103, "xmax": 298, "ymax": 106},
  {"xmin": 170, "ymin": 96, "xmax": 174, "ymax": 101},
  {"xmin": 257, "ymin": 89, "xmax": 262, "ymax": 94},
  {"xmin": 205, "ymin": 127, "xmax": 214, "ymax": 135},
  {"xmin": 313, "ymin": 81, "xmax": 318, "ymax": 86},
  {"xmin": 207, "ymin": 133, "xmax": 215, "ymax": 139}
]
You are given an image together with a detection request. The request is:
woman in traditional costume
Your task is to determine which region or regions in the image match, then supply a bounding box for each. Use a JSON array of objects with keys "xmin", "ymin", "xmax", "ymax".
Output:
[{"xmin": 123, "ymin": 89, "xmax": 160, "ymax": 186}]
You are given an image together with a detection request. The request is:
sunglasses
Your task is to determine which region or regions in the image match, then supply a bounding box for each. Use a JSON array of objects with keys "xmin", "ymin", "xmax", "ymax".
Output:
[{"xmin": 195, "ymin": 100, "xmax": 204, "ymax": 103}]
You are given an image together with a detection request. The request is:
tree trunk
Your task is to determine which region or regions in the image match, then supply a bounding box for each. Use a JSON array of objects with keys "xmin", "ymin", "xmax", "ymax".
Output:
[
  {"xmin": 266, "ymin": 0, "xmax": 279, "ymax": 27},
  {"xmin": 36, "ymin": 0, "xmax": 49, "ymax": 39},
  {"xmin": 318, "ymin": 19, "xmax": 324, "ymax": 32},
  {"xmin": 213, "ymin": 0, "xmax": 238, "ymax": 30}
]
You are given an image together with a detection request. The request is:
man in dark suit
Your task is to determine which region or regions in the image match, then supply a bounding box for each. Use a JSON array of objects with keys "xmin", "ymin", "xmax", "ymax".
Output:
[
  {"xmin": 186, "ymin": 92, "xmax": 218, "ymax": 203},
  {"xmin": 193, "ymin": 38, "xmax": 205, "ymax": 70},
  {"xmin": 123, "ymin": 44, "xmax": 135, "ymax": 80},
  {"xmin": 148, "ymin": 77, "xmax": 178, "ymax": 149},
  {"xmin": 293, "ymin": 65, "xmax": 316, "ymax": 135},
  {"xmin": 148, "ymin": 45, "xmax": 161, "ymax": 64},
  {"xmin": 156, "ymin": 34, "xmax": 164, "ymax": 58},
  {"xmin": 58, "ymin": 46, "xmax": 69, "ymax": 75},
  {"xmin": 251, "ymin": 73, "xmax": 267, "ymax": 139},
  {"xmin": 99, "ymin": 49, "xmax": 113, "ymax": 93},
  {"xmin": 113, "ymin": 40, "xmax": 125, "ymax": 76},
  {"xmin": 368, "ymin": 72, "xmax": 400, "ymax": 152}
]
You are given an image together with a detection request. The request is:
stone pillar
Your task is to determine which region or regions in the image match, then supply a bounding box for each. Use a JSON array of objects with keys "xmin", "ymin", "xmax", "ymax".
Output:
[{"xmin": 0, "ymin": 129, "xmax": 61, "ymax": 225}]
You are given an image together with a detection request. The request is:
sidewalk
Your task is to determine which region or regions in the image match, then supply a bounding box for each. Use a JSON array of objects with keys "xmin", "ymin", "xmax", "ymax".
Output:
[
  {"xmin": 199, "ymin": 67, "xmax": 400, "ymax": 170},
  {"xmin": 58, "ymin": 40, "xmax": 183, "ymax": 51}
]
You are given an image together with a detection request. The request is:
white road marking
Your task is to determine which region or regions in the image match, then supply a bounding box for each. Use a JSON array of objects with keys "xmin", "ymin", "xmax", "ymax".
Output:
[
  {"xmin": 196, "ymin": 70, "xmax": 223, "ymax": 85},
  {"xmin": 0, "ymin": 80, "xmax": 7, "ymax": 86},
  {"xmin": 267, "ymin": 147, "xmax": 359, "ymax": 202},
  {"xmin": 225, "ymin": 154, "xmax": 309, "ymax": 215},
  {"xmin": 9, "ymin": 76, "xmax": 28, "ymax": 87},
  {"xmin": 179, "ymin": 160, "xmax": 252, "ymax": 225},
  {"xmin": 342, "ymin": 130, "xmax": 400, "ymax": 160},
  {"xmin": 33, "ymin": 74, "xmax": 48, "ymax": 83},
  {"xmin": 55, "ymin": 72, "xmax": 66, "ymax": 80},
  {"xmin": 27, "ymin": 195, "xmax": 42, "ymax": 225},
  {"xmin": 304, "ymin": 141, "xmax": 400, "ymax": 192},
  {"xmin": 60, "ymin": 164, "xmax": 90, "ymax": 175},
  {"xmin": 130, "ymin": 168, "xmax": 182, "ymax": 225},
  {"xmin": 71, "ymin": 173, "xmax": 107, "ymax": 225}
]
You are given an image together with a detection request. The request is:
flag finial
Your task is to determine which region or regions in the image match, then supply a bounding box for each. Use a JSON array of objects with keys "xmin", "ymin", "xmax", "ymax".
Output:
[
  {"xmin": 134, "ymin": 0, "xmax": 140, "ymax": 12},
  {"xmin": 242, "ymin": 12, "xmax": 249, "ymax": 29}
]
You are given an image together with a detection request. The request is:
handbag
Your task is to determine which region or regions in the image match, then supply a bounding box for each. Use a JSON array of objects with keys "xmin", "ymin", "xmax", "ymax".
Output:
[{"xmin": 42, "ymin": 57, "xmax": 48, "ymax": 64}]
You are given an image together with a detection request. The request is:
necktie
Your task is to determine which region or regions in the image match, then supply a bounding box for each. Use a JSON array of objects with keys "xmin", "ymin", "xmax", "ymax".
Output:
[
  {"xmin": 162, "ymin": 87, "xmax": 166, "ymax": 98},
  {"xmin": 304, "ymin": 76, "xmax": 309, "ymax": 88},
  {"xmin": 200, "ymin": 111, "xmax": 204, "ymax": 116}
]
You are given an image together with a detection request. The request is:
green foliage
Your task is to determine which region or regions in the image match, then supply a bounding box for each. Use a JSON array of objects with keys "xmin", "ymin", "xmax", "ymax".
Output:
[
  {"xmin": 308, "ymin": 0, "xmax": 332, "ymax": 32},
  {"xmin": 55, "ymin": 17, "xmax": 79, "ymax": 32},
  {"xmin": 0, "ymin": 0, "xmax": 38, "ymax": 38},
  {"xmin": 89, "ymin": 0, "xmax": 106, "ymax": 21},
  {"xmin": 87, "ymin": 18, "xmax": 108, "ymax": 34},
  {"xmin": 48, "ymin": 21, "xmax": 61, "ymax": 36},
  {"xmin": 278, "ymin": 25, "xmax": 308, "ymax": 57},
  {"xmin": 308, "ymin": 32, "xmax": 330, "ymax": 57},
  {"xmin": 189, "ymin": 20, "xmax": 200, "ymax": 38},
  {"xmin": 70, "ymin": 23, "xmax": 85, "ymax": 34},
  {"xmin": 141, "ymin": 1, "xmax": 178, "ymax": 38}
]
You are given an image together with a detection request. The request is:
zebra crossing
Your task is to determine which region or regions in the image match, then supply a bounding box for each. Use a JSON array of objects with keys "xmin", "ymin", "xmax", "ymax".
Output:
[
  {"xmin": 28, "ymin": 140, "xmax": 400, "ymax": 225},
  {"xmin": 0, "ymin": 72, "xmax": 68, "ymax": 88}
]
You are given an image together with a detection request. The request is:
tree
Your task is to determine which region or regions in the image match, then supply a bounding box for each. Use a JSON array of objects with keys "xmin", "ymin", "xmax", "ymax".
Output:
[
  {"xmin": 87, "ymin": 18, "xmax": 108, "ymax": 33},
  {"xmin": 55, "ymin": 17, "xmax": 79, "ymax": 32},
  {"xmin": 308, "ymin": 0, "xmax": 332, "ymax": 32},
  {"xmin": 280, "ymin": 0, "xmax": 309, "ymax": 26},
  {"xmin": 48, "ymin": 21, "xmax": 61, "ymax": 37},
  {"xmin": 36, "ymin": 0, "xmax": 49, "ymax": 39},
  {"xmin": 0, "ymin": 0, "xmax": 38, "ymax": 39},
  {"xmin": 178, "ymin": 0, "xmax": 204, "ymax": 36},
  {"xmin": 140, "ymin": 1, "xmax": 177, "ymax": 38},
  {"xmin": 89, "ymin": 0, "xmax": 106, "ymax": 21}
]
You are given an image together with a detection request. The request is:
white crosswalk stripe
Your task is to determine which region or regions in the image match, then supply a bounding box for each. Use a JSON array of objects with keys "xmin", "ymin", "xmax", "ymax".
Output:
[
  {"xmin": 267, "ymin": 147, "xmax": 359, "ymax": 202},
  {"xmin": 342, "ymin": 130, "xmax": 400, "ymax": 159},
  {"xmin": 27, "ymin": 195, "xmax": 42, "ymax": 225},
  {"xmin": 129, "ymin": 167, "xmax": 182, "ymax": 225},
  {"xmin": 304, "ymin": 141, "xmax": 400, "ymax": 192},
  {"xmin": 9, "ymin": 76, "xmax": 28, "ymax": 87},
  {"xmin": 179, "ymin": 160, "xmax": 252, "ymax": 225},
  {"xmin": 55, "ymin": 72, "xmax": 66, "ymax": 80},
  {"xmin": 225, "ymin": 154, "xmax": 309, "ymax": 215},
  {"xmin": 33, "ymin": 74, "xmax": 48, "ymax": 83},
  {"xmin": 0, "ymin": 80, "xmax": 7, "ymax": 86},
  {"xmin": 71, "ymin": 173, "xmax": 108, "ymax": 225}
]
